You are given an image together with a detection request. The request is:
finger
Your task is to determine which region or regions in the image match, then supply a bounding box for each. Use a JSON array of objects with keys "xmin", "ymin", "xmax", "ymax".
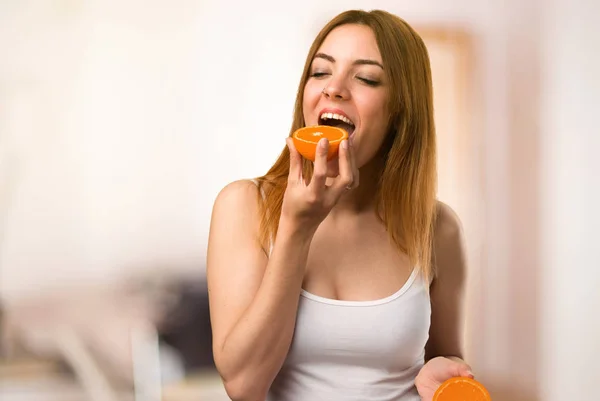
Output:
[
  {"xmin": 309, "ymin": 138, "xmax": 329, "ymax": 193},
  {"xmin": 460, "ymin": 364, "xmax": 474, "ymax": 379},
  {"xmin": 330, "ymin": 140, "xmax": 353, "ymax": 194},
  {"xmin": 450, "ymin": 361, "xmax": 474, "ymax": 379},
  {"xmin": 286, "ymin": 138, "xmax": 303, "ymax": 184},
  {"xmin": 348, "ymin": 138, "xmax": 360, "ymax": 189}
]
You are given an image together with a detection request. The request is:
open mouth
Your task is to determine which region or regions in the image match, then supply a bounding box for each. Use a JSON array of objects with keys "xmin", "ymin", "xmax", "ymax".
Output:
[{"xmin": 319, "ymin": 112, "xmax": 356, "ymax": 137}]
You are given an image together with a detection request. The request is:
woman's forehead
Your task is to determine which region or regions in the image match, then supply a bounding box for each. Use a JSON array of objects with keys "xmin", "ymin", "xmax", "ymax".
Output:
[{"xmin": 316, "ymin": 24, "xmax": 382, "ymax": 64}]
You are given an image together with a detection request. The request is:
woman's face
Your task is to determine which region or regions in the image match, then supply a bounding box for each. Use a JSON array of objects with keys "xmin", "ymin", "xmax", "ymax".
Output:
[{"xmin": 303, "ymin": 24, "xmax": 390, "ymax": 175}]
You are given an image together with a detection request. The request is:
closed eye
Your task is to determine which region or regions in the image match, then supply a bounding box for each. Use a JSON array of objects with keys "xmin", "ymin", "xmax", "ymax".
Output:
[
  {"xmin": 358, "ymin": 77, "xmax": 380, "ymax": 86},
  {"xmin": 310, "ymin": 72, "xmax": 329, "ymax": 78}
]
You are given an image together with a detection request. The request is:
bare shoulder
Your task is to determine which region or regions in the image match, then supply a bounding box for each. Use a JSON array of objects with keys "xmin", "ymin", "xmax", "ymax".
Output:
[
  {"xmin": 434, "ymin": 200, "xmax": 464, "ymax": 239},
  {"xmin": 212, "ymin": 179, "xmax": 262, "ymax": 216},
  {"xmin": 208, "ymin": 180, "xmax": 260, "ymax": 255},
  {"xmin": 432, "ymin": 200, "xmax": 467, "ymax": 277},
  {"xmin": 207, "ymin": 178, "xmax": 265, "ymax": 272}
]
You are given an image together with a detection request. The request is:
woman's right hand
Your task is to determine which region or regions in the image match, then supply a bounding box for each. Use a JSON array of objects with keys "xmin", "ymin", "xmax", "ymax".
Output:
[{"xmin": 281, "ymin": 136, "xmax": 359, "ymax": 231}]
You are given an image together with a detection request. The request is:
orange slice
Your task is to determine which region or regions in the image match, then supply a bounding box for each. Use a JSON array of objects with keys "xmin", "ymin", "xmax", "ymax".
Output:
[
  {"xmin": 433, "ymin": 377, "xmax": 491, "ymax": 401},
  {"xmin": 292, "ymin": 125, "xmax": 348, "ymax": 162}
]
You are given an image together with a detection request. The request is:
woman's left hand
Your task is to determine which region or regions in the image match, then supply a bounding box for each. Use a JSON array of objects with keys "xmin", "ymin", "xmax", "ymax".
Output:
[{"xmin": 414, "ymin": 356, "xmax": 474, "ymax": 401}]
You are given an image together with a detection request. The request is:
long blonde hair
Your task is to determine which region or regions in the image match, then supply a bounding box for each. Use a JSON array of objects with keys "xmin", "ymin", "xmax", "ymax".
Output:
[{"xmin": 255, "ymin": 10, "xmax": 438, "ymax": 283}]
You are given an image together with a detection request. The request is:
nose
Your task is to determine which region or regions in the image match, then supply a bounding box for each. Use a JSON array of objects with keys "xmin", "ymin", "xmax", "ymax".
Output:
[{"xmin": 321, "ymin": 77, "xmax": 350, "ymax": 100}]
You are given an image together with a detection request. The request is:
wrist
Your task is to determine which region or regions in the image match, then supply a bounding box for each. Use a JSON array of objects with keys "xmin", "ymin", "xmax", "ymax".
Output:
[
  {"xmin": 278, "ymin": 216, "xmax": 319, "ymax": 243},
  {"xmin": 268, "ymin": 218, "xmax": 316, "ymax": 277}
]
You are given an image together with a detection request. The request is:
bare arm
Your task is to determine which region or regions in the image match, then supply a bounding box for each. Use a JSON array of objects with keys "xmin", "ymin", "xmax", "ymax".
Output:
[
  {"xmin": 207, "ymin": 138, "xmax": 356, "ymax": 401},
  {"xmin": 414, "ymin": 202, "xmax": 474, "ymax": 399},
  {"xmin": 425, "ymin": 201, "xmax": 469, "ymax": 362},
  {"xmin": 206, "ymin": 180, "xmax": 314, "ymax": 401}
]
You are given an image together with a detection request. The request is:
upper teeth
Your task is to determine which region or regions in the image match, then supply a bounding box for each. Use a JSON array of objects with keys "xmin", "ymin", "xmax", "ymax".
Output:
[{"xmin": 320, "ymin": 112, "xmax": 354, "ymax": 126}]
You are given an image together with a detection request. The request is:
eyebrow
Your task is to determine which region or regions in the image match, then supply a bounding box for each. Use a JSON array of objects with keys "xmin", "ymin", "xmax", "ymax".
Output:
[{"xmin": 314, "ymin": 52, "xmax": 384, "ymax": 70}]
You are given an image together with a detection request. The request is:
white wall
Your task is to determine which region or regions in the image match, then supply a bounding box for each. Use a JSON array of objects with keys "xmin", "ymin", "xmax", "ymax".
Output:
[
  {"xmin": 0, "ymin": 0, "xmax": 498, "ymax": 298},
  {"xmin": 540, "ymin": 0, "xmax": 600, "ymax": 399},
  {"xmin": 1, "ymin": 0, "xmax": 599, "ymax": 398},
  {"xmin": 0, "ymin": 0, "xmax": 209, "ymax": 298}
]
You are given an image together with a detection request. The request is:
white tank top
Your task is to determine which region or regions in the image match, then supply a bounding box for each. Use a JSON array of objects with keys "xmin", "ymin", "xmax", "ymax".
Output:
[{"xmin": 251, "ymin": 180, "xmax": 431, "ymax": 401}]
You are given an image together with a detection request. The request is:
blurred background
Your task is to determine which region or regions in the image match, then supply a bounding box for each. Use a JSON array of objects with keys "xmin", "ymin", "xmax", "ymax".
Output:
[{"xmin": 0, "ymin": 0, "xmax": 598, "ymax": 400}]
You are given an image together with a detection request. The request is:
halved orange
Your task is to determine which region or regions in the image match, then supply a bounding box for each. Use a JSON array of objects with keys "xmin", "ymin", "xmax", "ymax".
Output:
[
  {"xmin": 433, "ymin": 377, "xmax": 491, "ymax": 401},
  {"xmin": 292, "ymin": 125, "xmax": 348, "ymax": 162}
]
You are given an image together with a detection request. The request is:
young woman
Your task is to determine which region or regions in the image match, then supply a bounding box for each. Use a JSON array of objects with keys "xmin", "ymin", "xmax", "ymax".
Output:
[{"xmin": 207, "ymin": 9, "xmax": 474, "ymax": 401}]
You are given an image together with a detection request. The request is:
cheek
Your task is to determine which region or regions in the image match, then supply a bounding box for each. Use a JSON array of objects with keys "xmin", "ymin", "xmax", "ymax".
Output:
[
  {"xmin": 359, "ymin": 96, "xmax": 388, "ymax": 122},
  {"xmin": 354, "ymin": 101, "xmax": 389, "ymax": 165},
  {"xmin": 302, "ymin": 83, "xmax": 321, "ymax": 115},
  {"xmin": 364, "ymin": 94, "xmax": 390, "ymax": 132}
]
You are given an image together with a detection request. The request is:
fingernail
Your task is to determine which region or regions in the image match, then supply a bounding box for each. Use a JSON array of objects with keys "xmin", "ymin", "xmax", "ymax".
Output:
[
  {"xmin": 466, "ymin": 370, "xmax": 474, "ymax": 378},
  {"xmin": 319, "ymin": 138, "xmax": 328, "ymax": 148},
  {"xmin": 341, "ymin": 140, "xmax": 348, "ymax": 149}
]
